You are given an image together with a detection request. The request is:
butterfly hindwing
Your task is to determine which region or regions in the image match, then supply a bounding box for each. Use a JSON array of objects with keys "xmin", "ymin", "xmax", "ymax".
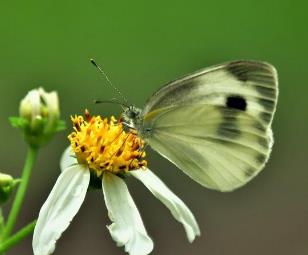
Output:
[{"xmin": 140, "ymin": 60, "xmax": 278, "ymax": 192}]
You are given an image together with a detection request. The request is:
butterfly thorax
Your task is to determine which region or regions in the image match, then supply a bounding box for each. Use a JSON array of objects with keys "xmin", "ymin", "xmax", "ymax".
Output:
[{"xmin": 122, "ymin": 106, "xmax": 143, "ymax": 131}]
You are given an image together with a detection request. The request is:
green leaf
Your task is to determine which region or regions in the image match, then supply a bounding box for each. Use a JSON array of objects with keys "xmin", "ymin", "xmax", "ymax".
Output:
[
  {"xmin": 9, "ymin": 117, "xmax": 28, "ymax": 129},
  {"xmin": 55, "ymin": 120, "xmax": 66, "ymax": 132}
]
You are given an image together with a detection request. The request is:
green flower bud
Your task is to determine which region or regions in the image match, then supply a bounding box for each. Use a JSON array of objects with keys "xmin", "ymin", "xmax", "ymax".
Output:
[
  {"xmin": 0, "ymin": 173, "xmax": 16, "ymax": 205},
  {"xmin": 10, "ymin": 87, "xmax": 65, "ymax": 147}
]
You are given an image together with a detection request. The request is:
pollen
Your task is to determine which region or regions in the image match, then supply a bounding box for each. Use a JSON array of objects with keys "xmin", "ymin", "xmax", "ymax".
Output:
[{"xmin": 68, "ymin": 110, "xmax": 147, "ymax": 176}]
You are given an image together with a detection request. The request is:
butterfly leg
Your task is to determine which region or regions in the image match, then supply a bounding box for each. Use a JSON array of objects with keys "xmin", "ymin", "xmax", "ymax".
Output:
[
  {"xmin": 109, "ymin": 133, "xmax": 132, "ymax": 160},
  {"xmin": 128, "ymin": 141, "xmax": 149, "ymax": 169}
]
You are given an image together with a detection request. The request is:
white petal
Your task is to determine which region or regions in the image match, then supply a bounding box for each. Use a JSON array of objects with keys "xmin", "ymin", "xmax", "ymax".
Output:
[
  {"xmin": 33, "ymin": 165, "xmax": 90, "ymax": 255},
  {"xmin": 102, "ymin": 172, "xmax": 153, "ymax": 255},
  {"xmin": 39, "ymin": 88, "xmax": 60, "ymax": 119},
  {"xmin": 60, "ymin": 146, "xmax": 77, "ymax": 171},
  {"xmin": 131, "ymin": 169, "xmax": 200, "ymax": 242}
]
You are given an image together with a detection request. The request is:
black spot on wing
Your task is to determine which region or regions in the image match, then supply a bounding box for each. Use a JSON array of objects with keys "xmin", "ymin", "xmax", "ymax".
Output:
[
  {"xmin": 226, "ymin": 61, "xmax": 273, "ymax": 82},
  {"xmin": 217, "ymin": 95, "xmax": 247, "ymax": 140},
  {"xmin": 217, "ymin": 107, "xmax": 242, "ymax": 139},
  {"xmin": 247, "ymin": 74, "xmax": 276, "ymax": 84},
  {"xmin": 258, "ymin": 136, "xmax": 269, "ymax": 148},
  {"xmin": 255, "ymin": 86, "xmax": 276, "ymax": 98},
  {"xmin": 253, "ymin": 121, "xmax": 266, "ymax": 132},
  {"xmin": 258, "ymin": 98, "xmax": 275, "ymax": 111},
  {"xmin": 244, "ymin": 167, "xmax": 256, "ymax": 177},
  {"xmin": 256, "ymin": 154, "xmax": 267, "ymax": 164},
  {"xmin": 260, "ymin": 112, "xmax": 272, "ymax": 123},
  {"xmin": 226, "ymin": 96, "xmax": 247, "ymax": 111},
  {"xmin": 227, "ymin": 63, "xmax": 249, "ymax": 81},
  {"xmin": 217, "ymin": 119, "xmax": 241, "ymax": 139}
]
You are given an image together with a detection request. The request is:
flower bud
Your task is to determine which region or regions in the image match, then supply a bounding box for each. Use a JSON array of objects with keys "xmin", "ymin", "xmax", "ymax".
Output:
[
  {"xmin": 10, "ymin": 87, "xmax": 64, "ymax": 147},
  {"xmin": 19, "ymin": 87, "xmax": 59, "ymax": 127},
  {"xmin": 0, "ymin": 173, "xmax": 16, "ymax": 205}
]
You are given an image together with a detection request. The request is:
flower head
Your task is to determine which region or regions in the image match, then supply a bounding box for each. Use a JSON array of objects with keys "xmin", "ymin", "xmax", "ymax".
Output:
[
  {"xmin": 33, "ymin": 112, "xmax": 200, "ymax": 255},
  {"xmin": 68, "ymin": 111, "xmax": 147, "ymax": 176},
  {"xmin": 10, "ymin": 87, "xmax": 64, "ymax": 147}
]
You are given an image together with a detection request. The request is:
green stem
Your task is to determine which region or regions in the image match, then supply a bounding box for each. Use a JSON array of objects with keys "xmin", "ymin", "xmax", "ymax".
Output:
[
  {"xmin": 0, "ymin": 220, "xmax": 36, "ymax": 253},
  {"xmin": 0, "ymin": 208, "xmax": 4, "ymax": 240},
  {"xmin": 2, "ymin": 147, "xmax": 38, "ymax": 240}
]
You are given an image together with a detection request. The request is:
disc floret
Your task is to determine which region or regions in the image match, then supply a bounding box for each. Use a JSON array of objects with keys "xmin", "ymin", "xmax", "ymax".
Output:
[{"xmin": 68, "ymin": 111, "xmax": 147, "ymax": 176}]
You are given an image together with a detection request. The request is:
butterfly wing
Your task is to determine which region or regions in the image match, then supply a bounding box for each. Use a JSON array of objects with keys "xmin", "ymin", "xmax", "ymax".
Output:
[{"xmin": 140, "ymin": 60, "xmax": 278, "ymax": 192}]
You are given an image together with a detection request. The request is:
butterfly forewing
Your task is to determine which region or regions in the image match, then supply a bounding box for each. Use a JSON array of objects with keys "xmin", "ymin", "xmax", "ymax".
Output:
[{"xmin": 140, "ymin": 60, "xmax": 278, "ymax": 192}]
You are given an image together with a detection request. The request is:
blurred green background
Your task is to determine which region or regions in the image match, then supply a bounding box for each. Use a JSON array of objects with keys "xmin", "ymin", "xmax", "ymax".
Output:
[{"xmin": 1, "ymin": 0, "xmax": 307, "ymax": 254}]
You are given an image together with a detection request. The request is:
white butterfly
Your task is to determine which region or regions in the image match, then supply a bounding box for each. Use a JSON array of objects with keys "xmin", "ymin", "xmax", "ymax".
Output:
[{"xmin": 98, "ymin": 60, "xmax": 279, "ymax": 192}]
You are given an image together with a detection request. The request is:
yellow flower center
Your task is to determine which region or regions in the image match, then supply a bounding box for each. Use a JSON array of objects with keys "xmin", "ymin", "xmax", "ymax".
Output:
[{"xmin": 68, "ymin": 110, "xmax": 147, "ymax": 176}]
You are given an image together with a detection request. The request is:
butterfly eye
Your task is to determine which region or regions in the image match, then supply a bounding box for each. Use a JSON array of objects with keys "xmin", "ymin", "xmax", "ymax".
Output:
[
  {"xmin": 126, "ymin": 106, "xmax": 142, "ymax": 119},
  {"xmin": 128, "ymin": 111, "xmax": 136, "ymax": 118}
]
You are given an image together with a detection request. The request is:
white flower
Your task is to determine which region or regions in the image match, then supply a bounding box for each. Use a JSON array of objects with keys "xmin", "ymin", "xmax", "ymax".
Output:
[{"xmin": 33, "ymin": 113, "xmax": 200, "ymax": 255}]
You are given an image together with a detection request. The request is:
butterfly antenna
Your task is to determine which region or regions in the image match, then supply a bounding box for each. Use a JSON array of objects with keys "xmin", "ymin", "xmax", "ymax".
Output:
[
  {"xmin": 90, "ymin": 58, "xmax": 129, "ymax": 105},
  {"xmin": 93, "ymin": 98, "xmax": 128, "ymax": 110}
]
